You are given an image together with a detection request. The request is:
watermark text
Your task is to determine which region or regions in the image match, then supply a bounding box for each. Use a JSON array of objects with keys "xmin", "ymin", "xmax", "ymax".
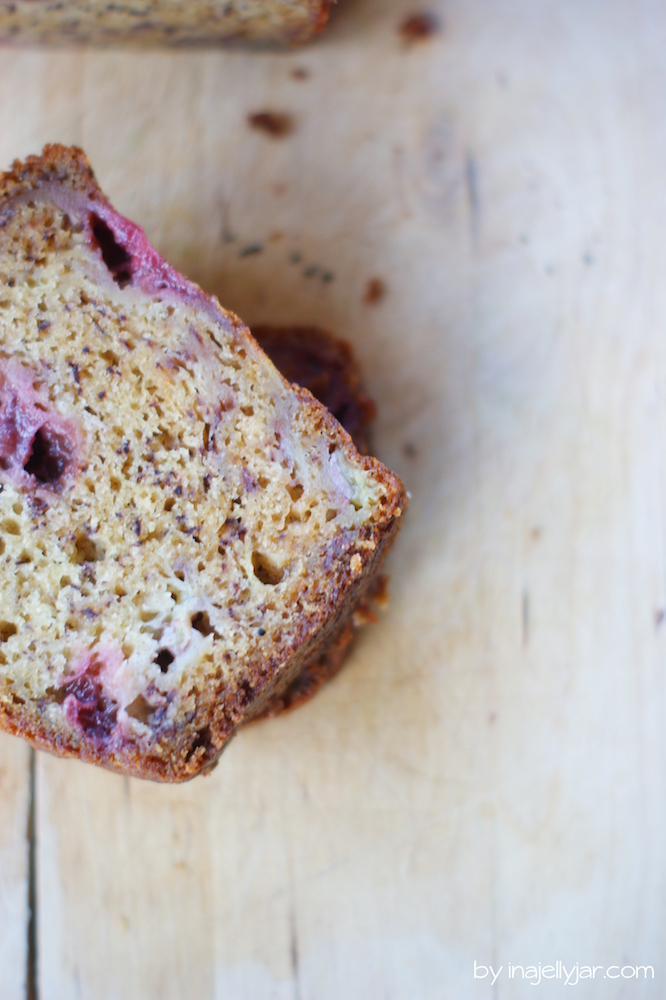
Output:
[{"xmin": 474, "ymin": 961, "xmax": 654, "ymax": 986}]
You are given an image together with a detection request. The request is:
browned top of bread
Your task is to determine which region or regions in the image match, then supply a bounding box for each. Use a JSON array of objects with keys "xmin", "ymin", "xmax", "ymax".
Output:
[
  {"xmin": 0, "ymin": 145, "xmax": 405, "ymax": 782},
  {"xmin": 0, "ymin": 145, "xmax": 98, "ymax": 200}
]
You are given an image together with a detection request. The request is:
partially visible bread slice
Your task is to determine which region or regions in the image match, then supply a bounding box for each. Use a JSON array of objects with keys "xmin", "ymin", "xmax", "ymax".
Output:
[
  {"xmin": 0, "ymin": 146, "xmax": 405, "ymax": 782},
  {"xmin": 253, "ymin": 326, "xmax": 376, "ymax": 456},
  {"xmin": 0, "ymin": 0, "xmax": 331, "ymax": 45}
]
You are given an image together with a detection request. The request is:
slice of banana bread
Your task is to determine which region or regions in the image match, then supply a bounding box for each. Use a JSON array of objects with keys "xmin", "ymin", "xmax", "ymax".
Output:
[
  {"xmin": 0, "ymin": 0, "xmax": 331, "ymax": 45},
  {"xmin": 0, "ymin": 145, "xmax": 405, "ymax": 782}
]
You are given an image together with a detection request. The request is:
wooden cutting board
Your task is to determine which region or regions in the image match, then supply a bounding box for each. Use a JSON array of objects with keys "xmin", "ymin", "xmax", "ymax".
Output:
[{"xmin": 1, "ymin": 0, "xmax": 665, "ymax": 996}]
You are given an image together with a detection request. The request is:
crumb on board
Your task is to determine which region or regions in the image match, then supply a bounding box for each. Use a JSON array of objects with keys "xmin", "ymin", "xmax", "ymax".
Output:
[
  {"xmin": 399, "ymin": 12, "xmax": 440, "ymax": 42},
  {"xmin": 291, "ymin": 67, "xmax": 310, "ymax": 80},
  {"xmin": 248, "ymin": 112, "xmax": 294, "ymax": 138},
  {"xmin": 364, "ymin": 277, "xmax": 387, "ymax": 305},
  {"xmin": 239, "ymin": 244, "xmax": 263, "ymax": 258}
]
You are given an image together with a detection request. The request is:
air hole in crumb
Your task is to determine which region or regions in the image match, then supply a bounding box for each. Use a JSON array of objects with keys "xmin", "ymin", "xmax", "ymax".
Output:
[
  {"xmin": 155, "ymin": 649, "xmax": 174, "ymax": 672},
  {"xmin": 74, "ymin": 534, "xmax": 105, "ymax": 564},
  {"xmin": 175, "ymin": 571, "xmax": 185, "ymax": 582},
  {"xmin": 0, "ymin": 539, "xmax": 5, "ymax": 555},
  {"xmin": 24, "ymin": 425, "xmax": 73, "ymax": 484},
  {"xmin": 252, "ymin": 551, "xmax": 285, "ymax": 586},
  {"xmin": 237, "ymin": 679, "xmax": 254, "ymax": 707},
  {"xmin": 241, "ymin": 405, "xmax": 254, "ymax": 417},
  {"xmin": 188, "ymin": 726, "xmax": 212, "ymax": 759},
  {"xmin": 164, "ymin": 497, "xmax": 176, "ymax": 512},
  {"xmin": 110, "ymin": 477, "xmax": 121, "ymax": 493},
  {"xmin": 60, "ymin": 575, "xmax": 71, "ymax": 588},
  {"xmin": 12, "ymin": 502, "xmax": 22, "ymax": 515},
  {"xmin": 122, "ymin": 642, "xmax": 134, "ymax": 658},
  {"xmin": 1, "ymin": 519, "xmax": 20, "ymax": 535},
  {"xmin": 0, "ymin": 621, "xmax": 18, "ymax": 642},
  {"xmin": 326, "ymin": 509, "xmax": 338, "ymax": 521},
  {"xmin": 16, "ymin": 550, "xmax": 32, "ymax": 564},
  {"xmin": 45, "ymin": 684, "xmax": 66, "ymax": 704},
  {"xmin": 155, "ymin": 429, "xmax": 179, "ymax": 451},
  {"xmin": 191, "ymin": 611, "xmax": 217, "ymax": 637},
  {"xmin": 125, "ymin": 694, "xmax": 152, "ymax": 724},
  {"xmin": 90, "ymin": 214, "xmax": 133, "ymax": 287},
  {"xmin": 287, "ymin": 483, "xmax": 304, "ymax": 502}
]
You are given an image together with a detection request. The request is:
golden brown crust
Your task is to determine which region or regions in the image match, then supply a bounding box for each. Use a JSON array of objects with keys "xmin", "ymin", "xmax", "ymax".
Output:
[
  {"xmin": 0, "ymin": 145, "xmax": 102, "ymax": 203},
  {"xmin": 252, "ymin": 623, "xmax": 354, "ymax": 720},
  {"xmin": 252, "ymin": 574, "xmax": 388, "ymax": 721},
  {"xmin": 0, "ymin": 145, "xmax": 406, "ymax": 782},
  {"xmin": 250, "ymin": 326, "xmax": 380, "ymax": 719}
]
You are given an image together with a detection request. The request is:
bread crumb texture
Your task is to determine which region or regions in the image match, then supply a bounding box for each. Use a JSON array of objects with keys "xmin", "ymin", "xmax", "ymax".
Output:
[
  {"xmin": 0, "ymin": 146, "xmax": 405, "ymax": 781},
  {"xmin": 0, "ymin": 0, "xmax": 331, "ymax": 45}
]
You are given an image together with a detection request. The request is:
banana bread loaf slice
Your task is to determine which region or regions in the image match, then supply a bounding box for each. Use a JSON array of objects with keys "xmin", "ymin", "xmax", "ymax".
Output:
[
  {"xmin": 0, "ymin": 145, "xmax": 405, "ymax": 782},
  {"xmin": 0, "ymin": 0, "xmax": 331, "ymax": 45}
]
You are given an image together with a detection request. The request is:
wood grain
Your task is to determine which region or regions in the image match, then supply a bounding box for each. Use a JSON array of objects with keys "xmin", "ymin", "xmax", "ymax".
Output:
[
  {"xmin": 1, "ymin": 0, "xmax": 666, "ymax": 995},
  {"xmin": 0, "ymin": 736, "xmax": 30, "ymax": 1000}
]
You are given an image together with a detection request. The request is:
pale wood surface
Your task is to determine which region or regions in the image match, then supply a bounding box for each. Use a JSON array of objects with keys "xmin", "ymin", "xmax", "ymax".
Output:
[
  {"xmin": 1, "ymin": 0, "xmax": 666, "ymax": 996},
  {"xmin": 0, "ymin": 736, "xmax": 30, "ymax": 1000}
]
